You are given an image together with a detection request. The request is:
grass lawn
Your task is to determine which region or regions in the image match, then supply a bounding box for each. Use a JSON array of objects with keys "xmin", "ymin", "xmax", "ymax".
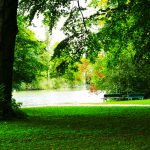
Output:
[
  {"xmin": 103, "ymin": 99, "xmax": 150, "ymax": 105},
  {"xmin": 0, "ymin": 106, "xmax": 150, "ymax": 150}
]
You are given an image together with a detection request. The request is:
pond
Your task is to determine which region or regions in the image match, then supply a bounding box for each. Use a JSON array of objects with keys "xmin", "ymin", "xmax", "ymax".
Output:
[{"xmin": 13, "ymin": 89, "xmax": 105, "ymax": 107}]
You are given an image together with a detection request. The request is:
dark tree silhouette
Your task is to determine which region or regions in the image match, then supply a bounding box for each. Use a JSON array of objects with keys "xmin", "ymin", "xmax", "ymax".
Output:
[{"xmin": 0, "ymin": 0, "xmax": 18, "ymax": 117}]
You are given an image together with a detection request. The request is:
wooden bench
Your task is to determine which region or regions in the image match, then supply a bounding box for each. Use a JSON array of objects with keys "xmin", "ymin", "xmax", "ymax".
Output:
[
  {"xmin": 127, "ymin": 93, "xmax": 144, "ymax": 100},
  {"xmin": 104, "ymin": 93, "xmax": 123, "ymax": 101}
]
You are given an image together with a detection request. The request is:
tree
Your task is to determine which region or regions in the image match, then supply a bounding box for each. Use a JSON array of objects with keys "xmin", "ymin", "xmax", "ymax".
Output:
[
  {"xmin": 13, "ymin": 16, "xmax": 49, "ymax": 90},
  {"xmin": 90, "ymin": 0, "xmax": 150, "ymax": 96},
  {"xmin": 0, "ymin": 0, "xmax": 85, "ymax": 117},
  {"xmin": 0, "ymin": 0, "xmax": 18, "ymax": 117},
  {"xmin": 1, "ymin": 0, "xmax": 149, "ymax": 117}
]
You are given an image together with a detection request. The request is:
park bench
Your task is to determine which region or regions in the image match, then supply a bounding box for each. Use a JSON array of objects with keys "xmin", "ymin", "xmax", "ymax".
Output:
[
  {"xmin": 104, "ymin": 93, "xmax": 123, "ymax": 101},
  {"xmin": 127, "ymin": 93, "xmax": 144, "ymax": 100}
]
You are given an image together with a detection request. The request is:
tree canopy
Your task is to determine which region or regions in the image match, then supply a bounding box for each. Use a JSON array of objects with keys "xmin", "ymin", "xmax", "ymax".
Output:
[
  {"xmin": 13, "ymin": 16, "xmax": 49, "ymax": 89},
  {"xmin": 0, "ymin": 0, "xmax": 150, "ymax": 118},
  {"xmin": 91, "ymin": 0, "xmax": 150, "ymax": 96},
  {"xmin": 18, "ymin": 0, "xmax": 150, "ymax": 95}
]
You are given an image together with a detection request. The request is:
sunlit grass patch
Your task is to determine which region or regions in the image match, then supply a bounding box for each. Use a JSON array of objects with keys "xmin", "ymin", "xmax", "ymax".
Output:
[
  {"xmin": 103, "ymin": 99, "xmax": 150, "ymax": 105},
  {"xmin": 0, "ymin": 106, "xmax": 150, "ymax": 149}
]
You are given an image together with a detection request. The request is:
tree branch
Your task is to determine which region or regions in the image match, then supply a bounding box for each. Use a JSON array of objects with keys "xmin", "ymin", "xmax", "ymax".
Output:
[{"xmin": 77, "ymin": 0, "xmax": 88, "ymax": 33}]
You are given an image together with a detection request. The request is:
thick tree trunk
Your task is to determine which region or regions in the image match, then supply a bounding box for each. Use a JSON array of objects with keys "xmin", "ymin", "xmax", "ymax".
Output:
[{"xmin": 0, "ymin": 0, "xmax": 18, "ymax": 117}]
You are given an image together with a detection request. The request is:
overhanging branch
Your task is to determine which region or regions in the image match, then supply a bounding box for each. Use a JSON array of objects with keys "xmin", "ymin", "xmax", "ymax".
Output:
[{"xmin": 77, "ymin": 0, "xmax": 88, "ymax": 33}]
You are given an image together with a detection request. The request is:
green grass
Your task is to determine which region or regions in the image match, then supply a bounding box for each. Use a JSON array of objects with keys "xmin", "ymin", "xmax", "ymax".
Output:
[
  {"xmin": 0, "ymin": 106, "xmax": 150, "ymax": 149},
  {"xmin": 103, "ymin": 99, "xmax": 150, "ymax": 105}
]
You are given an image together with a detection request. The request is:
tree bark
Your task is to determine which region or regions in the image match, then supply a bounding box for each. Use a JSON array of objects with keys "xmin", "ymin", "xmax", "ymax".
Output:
[{"xmin": 0, "ymin": 0, "xmax": 18, "ymax": 117}]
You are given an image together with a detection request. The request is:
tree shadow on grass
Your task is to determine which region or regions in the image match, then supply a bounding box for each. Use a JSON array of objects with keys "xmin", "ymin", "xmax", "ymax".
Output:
[
  {"xmin": 1, "ymin": 108, "xmax": 150, "ymax": 150},
  {"xmin": 19, "ymin": 114, "xmax": 150, "ymax": 136}
]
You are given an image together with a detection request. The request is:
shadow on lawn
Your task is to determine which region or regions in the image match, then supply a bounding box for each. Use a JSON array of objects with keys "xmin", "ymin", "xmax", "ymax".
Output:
[
  {"xmin": 21, "ymin": 114, "xmax": 150, "ymax": 136},
  {"xmin": 1, "ymin": 107, "xmax": 150, "ymax": 150}
]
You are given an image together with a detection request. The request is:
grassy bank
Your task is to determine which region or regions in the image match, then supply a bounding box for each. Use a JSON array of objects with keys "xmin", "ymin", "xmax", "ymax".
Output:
[
  {"xmin": 0, "ymin": 106, "xmax": 150, "ymax": 149},
  {"xmin": 103, "ymin": 99, "xmax": 150, "ymax": 105}
]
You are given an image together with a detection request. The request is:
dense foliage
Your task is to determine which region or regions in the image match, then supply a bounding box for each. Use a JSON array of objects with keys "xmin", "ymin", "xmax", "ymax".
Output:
[
  {"xmin": 16, "ymin": 0, "xmax": 150, "ymax": 96},
  {"xmin": 13, "ymin": 16, "xmax": 49, "ymax": 90},
  {"xmin": 90, "ymin": 0, "xmax": 150, "ymax": 96}
]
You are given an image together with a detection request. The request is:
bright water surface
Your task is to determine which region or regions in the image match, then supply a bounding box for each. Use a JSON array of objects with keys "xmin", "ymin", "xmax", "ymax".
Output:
[{"xmin": 13, "ymin": 89, "xmax": 105, "ymax": 107}]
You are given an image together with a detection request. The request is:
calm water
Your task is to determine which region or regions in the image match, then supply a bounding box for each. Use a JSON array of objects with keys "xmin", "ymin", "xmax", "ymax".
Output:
[{"xmin": 13, "ymin": 89, "xmax": 105, "ymax": 107}]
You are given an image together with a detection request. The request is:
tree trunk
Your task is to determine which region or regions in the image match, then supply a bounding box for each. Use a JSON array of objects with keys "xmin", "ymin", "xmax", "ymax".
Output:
[{"xmin": 0, "ymin": 0, "xmax": 18, "ymax": 117}]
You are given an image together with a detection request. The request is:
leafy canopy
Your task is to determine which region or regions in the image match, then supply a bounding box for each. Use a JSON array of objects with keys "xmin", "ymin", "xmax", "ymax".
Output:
[{"xmin": 13, "ymin": 16, "xmax": 49, "ymax": 87}]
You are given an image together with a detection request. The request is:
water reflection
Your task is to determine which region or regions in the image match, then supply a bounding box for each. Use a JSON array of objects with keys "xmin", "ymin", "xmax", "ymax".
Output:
[{"xmin": 13, "ymin": 89, "xmax": 105, "ymax": 107}]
